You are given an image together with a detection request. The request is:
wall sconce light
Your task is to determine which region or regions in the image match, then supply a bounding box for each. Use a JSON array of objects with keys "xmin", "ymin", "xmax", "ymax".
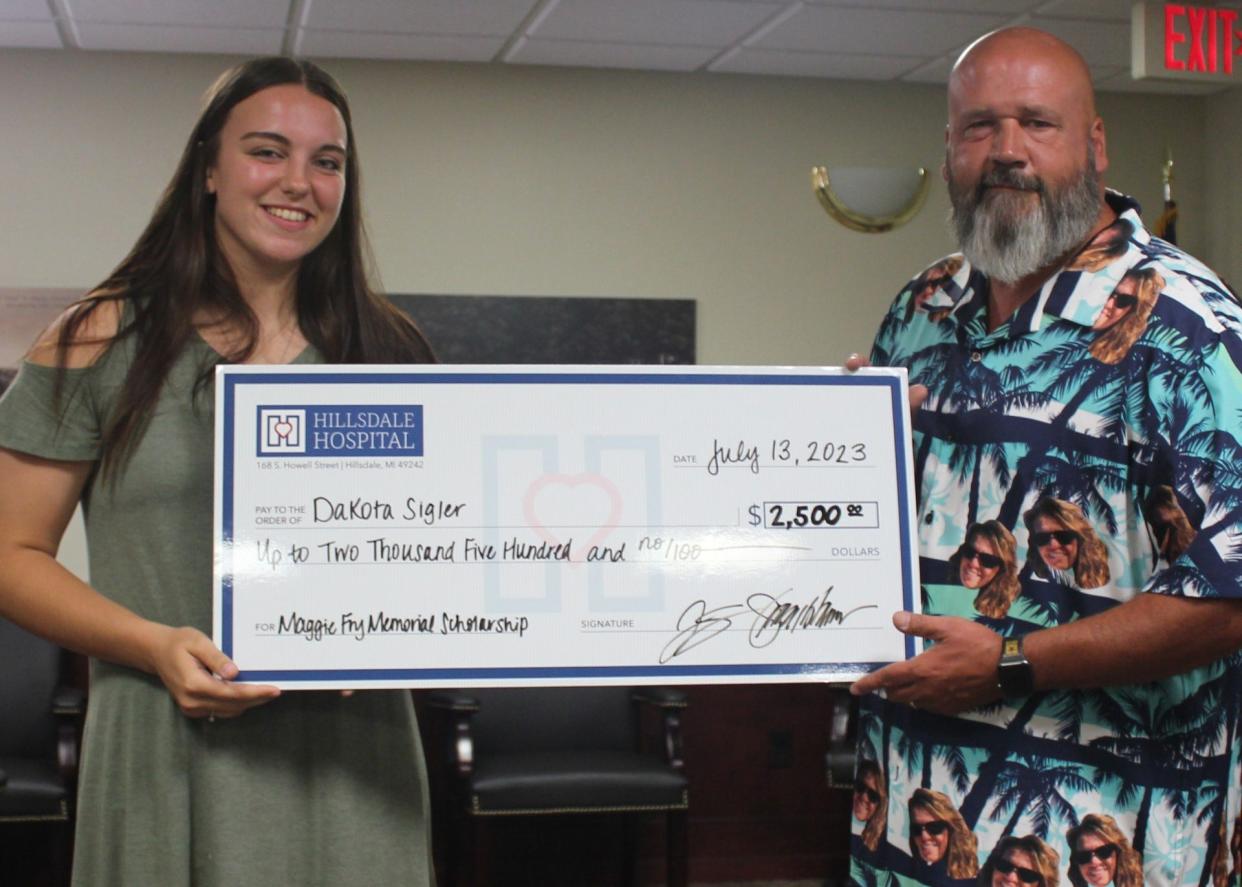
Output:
[{"xmin": 811, "ymin": 166, "xmax": 931, "ymax": 234}]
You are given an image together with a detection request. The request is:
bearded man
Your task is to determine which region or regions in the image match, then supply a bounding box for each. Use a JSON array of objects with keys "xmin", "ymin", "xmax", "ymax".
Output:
[{"xmin": 847, "ymin": 27, "xmax": 1242, "ymax": 887}]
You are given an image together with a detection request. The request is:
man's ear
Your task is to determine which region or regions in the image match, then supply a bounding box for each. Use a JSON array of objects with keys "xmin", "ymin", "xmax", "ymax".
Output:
[{"xmin": 1090, "ymin": 117, "xmax": 1109, "ymax": 176}]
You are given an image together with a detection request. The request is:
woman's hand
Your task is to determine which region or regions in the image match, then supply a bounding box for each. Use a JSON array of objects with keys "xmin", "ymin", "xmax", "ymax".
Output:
[{"xmin": 149, "ymin": 625, "xmax": 280, "ymax": 719}]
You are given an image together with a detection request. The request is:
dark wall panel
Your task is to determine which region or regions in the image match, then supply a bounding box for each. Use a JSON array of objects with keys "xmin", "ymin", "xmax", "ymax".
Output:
[{"xmin": 389, "ymin": 294, "xmax": 695, "ymax": 365}]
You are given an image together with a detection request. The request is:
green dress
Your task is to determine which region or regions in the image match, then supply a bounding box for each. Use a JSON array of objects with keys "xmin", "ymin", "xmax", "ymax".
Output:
[{"xmin": 0, "ymin": 332, "xmax": 434, "ymax": 887}]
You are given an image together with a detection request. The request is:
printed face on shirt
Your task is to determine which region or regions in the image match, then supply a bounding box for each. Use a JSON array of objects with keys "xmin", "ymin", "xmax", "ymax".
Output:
[
  {"xmin": 1094, "ymin": 276, "xmax": 1139, "ymax": 331},
  {"xmin": 1032, "ymin": 516, "xmax": 1079, "ymax": 571},
  {"xmin": 1068, "ymin": 220, "xmax": 1129, "ymax": 271},
  {"xmin": 911, "ymin": 806, "xmax": 950, "ymax": 863},
  {"xmin": 1073, "ymin": 832, "xmax": 1117, "ymax": 886},
  {"xmin": 914, "ymin": 278, "xmax": 945, "ymax": 309},
  {"xmin": 959, "ymin": 533, "xmax": 1002, "ymax": 589},
  {"xmin": 993, "ymin": 848, "xmax": 1042, "ymax": 887},
  {"xmin": 853, "ymin": 771, "xmax": 881, "ymax": 821}
]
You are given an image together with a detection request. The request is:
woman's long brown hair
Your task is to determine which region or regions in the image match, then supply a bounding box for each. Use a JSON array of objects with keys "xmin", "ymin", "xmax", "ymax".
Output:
[{"xmin": 55, "ymin": 57, "xmax": 433, "ymax": 479}]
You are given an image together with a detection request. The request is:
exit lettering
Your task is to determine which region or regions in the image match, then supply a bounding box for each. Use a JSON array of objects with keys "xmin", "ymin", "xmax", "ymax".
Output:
[{"xmin": 1164, "ymin": 3, "xmax": 1241, "ymax": 74}]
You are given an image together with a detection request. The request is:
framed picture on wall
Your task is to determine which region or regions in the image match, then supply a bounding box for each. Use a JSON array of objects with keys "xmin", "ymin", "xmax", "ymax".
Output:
[{"xmin": 388, "ymin": 294, "xmax": 695, "ymax": 365}]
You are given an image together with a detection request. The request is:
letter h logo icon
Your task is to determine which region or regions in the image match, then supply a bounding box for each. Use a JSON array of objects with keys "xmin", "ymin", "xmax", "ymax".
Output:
[{"xmin": 258, "ymin": 408, "xmax": 306, "ymax": 454}]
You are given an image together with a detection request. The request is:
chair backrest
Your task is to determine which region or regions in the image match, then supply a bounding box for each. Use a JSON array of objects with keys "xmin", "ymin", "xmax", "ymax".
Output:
[
  {"xmin": 469, "ymin": 686, "xmax": 637, "ymax": 755},
  {"xmin": 0, "ymin": 619, "xmax": 60, "ymax": 758}
]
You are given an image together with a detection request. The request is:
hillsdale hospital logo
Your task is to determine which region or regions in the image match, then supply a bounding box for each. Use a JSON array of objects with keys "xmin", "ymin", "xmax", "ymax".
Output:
[{"xmin": 257, "ymin": 406, "xmax": 424, "ymax": 457}]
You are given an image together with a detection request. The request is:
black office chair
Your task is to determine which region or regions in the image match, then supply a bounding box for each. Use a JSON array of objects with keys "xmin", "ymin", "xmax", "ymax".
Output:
[
  {"xmin": 426, "ymin": 686, "xmax": 689, "ymax": 887},
  {"xmin": 0, "ymin": 619, "xmax": 85, "ymax": 886}
]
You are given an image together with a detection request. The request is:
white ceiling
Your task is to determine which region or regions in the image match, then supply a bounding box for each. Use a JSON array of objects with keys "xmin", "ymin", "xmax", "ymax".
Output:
[{"xmin": 0, "ymin": 0, "xmax": 1230, "ymax": 95}]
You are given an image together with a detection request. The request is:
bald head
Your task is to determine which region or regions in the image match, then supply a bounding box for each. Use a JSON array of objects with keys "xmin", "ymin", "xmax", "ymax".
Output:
[
  {"xmin": 942, "ymin": 27, "xmax": 1113, "ymax": 288},
  {"xmin": 950, "ymin": 28, "xmax": 1097, "ymax": 130}
]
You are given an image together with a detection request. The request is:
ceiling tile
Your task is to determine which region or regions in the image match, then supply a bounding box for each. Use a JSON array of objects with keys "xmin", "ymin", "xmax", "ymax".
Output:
[
  {"xmin": 0, "ymin": 0, "xmax": 56, "ymax": 19},
  {"xmin": 508, "ymin": 37, "xmax": 718, "ymax": 71},
  {"xmin": 531, "ymin": 0, "xmax": 782, "ymax": 47},
  {"xmin": 301, "ymin": 0, "xmax": 536, "ymax": 36},
  {"xmin": 63, "ymin": 0, "xmax": 289, "ymax": 28},
  {"xmin": 74, "ymin": 22, "xmax": 283, "ymax": 53},
  {"xmin": 297, "ymin": 29, "xmax": 504, "ymax": 61},
  {"xmin": 1037, "ymin": 0, "xmax": 1132, "ymax": 21},
  {"xmin": 1, "ymin": 0, "xmax": 1211, "ymax": 96},
  {"xmin": 899, "ymin": 56, "xmax": 954, "ymax": 84},
  {"xmin": 808, "ymin": 0, "xmax": 1036, "ymax": 11},
  {"xmin": 1026, "ymin": 15, "xmax": 1131, "ymax": 66},
  {"xmin": 754, "ymin": 5, "xmax": 1008, "ymax": 56},
  {"xmin": 713, "ymin": 47, "xmax": 923, "ymax": 79},
  {"xmin": 0, "ymin": 19, "xmax": 62, "ymax": 47},
  {"xmin": 901, "ymin": 58, "xmax": 1138, "ymax": 93}
]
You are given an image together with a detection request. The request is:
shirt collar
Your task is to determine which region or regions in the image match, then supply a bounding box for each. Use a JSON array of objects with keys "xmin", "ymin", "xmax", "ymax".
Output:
[{"xmin": 933, "ymin": 191, "xmax": 1150, "ymax": 334}]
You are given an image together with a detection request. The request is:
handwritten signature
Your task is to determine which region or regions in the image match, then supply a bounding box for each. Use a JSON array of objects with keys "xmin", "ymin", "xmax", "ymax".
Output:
[
  {"xmin": 747, "ymin": 587, "xmax": 876, "ymax": 648},
  {"xmin": 659, "ymin": 587, "xmax": 876, "ymax": 662},
  {"xmin": 659, "ymin": 600, "xmax": 745, "ymax": 663}
]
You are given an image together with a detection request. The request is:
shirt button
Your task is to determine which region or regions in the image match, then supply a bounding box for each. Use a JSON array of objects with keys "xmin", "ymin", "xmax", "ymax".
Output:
[{"xmin": 970, "ymin": 351, "xmax": 983, "ymax": 363}]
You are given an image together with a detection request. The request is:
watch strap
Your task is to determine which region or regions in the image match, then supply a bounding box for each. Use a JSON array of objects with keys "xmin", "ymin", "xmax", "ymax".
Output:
[{"xmin": 997, "ymin": 635, "xmax": 1035, "ymax": 698}]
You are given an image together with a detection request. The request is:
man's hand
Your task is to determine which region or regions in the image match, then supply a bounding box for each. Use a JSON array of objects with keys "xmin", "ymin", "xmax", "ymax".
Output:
[
  {"xmin": 850, "ymin": 612, "xmax": 1005, "ymax": 714},
  {"xmin": 845, "ymin": 353, "xmax": 928, "ymax": 414}
]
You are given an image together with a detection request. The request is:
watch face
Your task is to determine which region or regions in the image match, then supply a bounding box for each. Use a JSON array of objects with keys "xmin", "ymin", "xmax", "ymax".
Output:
[{"xmin": 998, "ymin": 637, "xmax": 1033, "ymax": 697}]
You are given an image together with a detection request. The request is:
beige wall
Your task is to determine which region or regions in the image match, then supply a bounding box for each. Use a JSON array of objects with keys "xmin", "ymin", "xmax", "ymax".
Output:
[
  {"xmin": 2, "ymin": 49, "xmax": 1233, "ymax": 586},
  {"xmin": 1203, "ymin": 86, "xmax": 1242, "ymax": 292},
  {"xmin": 0, "ymin": 48, "xmax": 1223, "ymax": 368}
]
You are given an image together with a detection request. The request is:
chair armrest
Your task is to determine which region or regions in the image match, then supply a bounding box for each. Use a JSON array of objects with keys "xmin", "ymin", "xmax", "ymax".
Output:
[
  {"xmin": 825, "ymin": 689, "xmax": 857, "ymax": 789},
  {"xmin": 52, "ymin": 686, "xmax": 86, "ymax": 717},
  {"xmin": 425, "ymin": 690, "xmax": 480, "ymax": 713},
  {"xmin": 631, "ymin": 687, "xmax": 687, "ymax": 709},
  {"xmin": 51, "ymin": 684, "xmax": 86, "ymax": 792},
  {"xmin": 631, "ymin": 687, "xmax": 686, "ymax": 771},
  {"xmin": 426, "ymin": 690, "xmax": 479, "ymax": 779}
]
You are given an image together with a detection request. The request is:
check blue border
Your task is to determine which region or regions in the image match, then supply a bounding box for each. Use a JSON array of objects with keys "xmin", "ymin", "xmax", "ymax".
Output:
[{"xmin": 220, "ymin": 370, "xmax": 917, "ymax": 683}]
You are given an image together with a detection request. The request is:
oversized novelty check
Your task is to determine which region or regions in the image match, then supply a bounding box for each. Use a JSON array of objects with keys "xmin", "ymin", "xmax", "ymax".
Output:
[{"xmin": 213, "ymin": 366, "xmax": 918, "ymax": 689}]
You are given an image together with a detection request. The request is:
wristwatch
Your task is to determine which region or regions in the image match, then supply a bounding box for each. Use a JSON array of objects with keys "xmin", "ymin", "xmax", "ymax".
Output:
[{"xmin": 996, "ymin": 635, "xmax": 1035, "ymax": 698}]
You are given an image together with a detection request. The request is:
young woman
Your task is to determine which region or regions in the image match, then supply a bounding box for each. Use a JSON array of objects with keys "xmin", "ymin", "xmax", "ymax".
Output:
[
  {"xmin": 1065, "ymin": 814, "xmax": 1142, "ymax": 887},
  {"xmin": 1022, "ymin": 497, "xmax": 1111, "ymax": 590},
  {"xmin": 948, "ymin": 520, "xmax": 1021, "ymax": 618},
  {"xmin": 853, "ymin": 758, "xmax": 888, "ymax": 852},
  {"xmin": 1088, "ymin": 267, "xmax": 1161, "ymax": 365},
  {"xmin": 0, "ymin": 58, "xmax": 435, "ymax": 886},
  {"xmin": 979, "ymin": 834, "xmax": 1060, "ymax": 887},
  {"xmin": 908, "ymin": 787, "xmax": 980, "ymax": 880}
]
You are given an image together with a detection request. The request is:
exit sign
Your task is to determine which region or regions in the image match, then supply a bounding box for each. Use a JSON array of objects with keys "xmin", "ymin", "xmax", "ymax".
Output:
[{"xmin": 1132, "ymin": 1, "xmax": 1242, "ymax": 83}]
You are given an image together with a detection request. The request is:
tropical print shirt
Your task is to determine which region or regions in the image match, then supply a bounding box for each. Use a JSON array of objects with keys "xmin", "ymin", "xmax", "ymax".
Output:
[{"xmin": 851, "ymin": 192, "xmax": 1242, "ymax": 887}]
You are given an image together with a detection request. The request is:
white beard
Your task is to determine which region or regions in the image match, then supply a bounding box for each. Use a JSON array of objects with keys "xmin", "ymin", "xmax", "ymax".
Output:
[{"xmin": 949, "ymin": 152, "xmax": 1102, "ymax": 285}]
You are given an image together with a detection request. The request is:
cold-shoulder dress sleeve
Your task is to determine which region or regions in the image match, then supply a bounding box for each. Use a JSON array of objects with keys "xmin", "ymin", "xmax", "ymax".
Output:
[{"xmin": 0, "ymin": 360, "xmax": 106, "ymax": 461}]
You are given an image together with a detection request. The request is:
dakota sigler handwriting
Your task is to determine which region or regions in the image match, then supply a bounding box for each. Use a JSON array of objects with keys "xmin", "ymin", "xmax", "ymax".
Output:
[
  {"xmin": 659, "ymin": 600, "xmax": 746, "ymax": 663},
  {"xmin": 746, "ymin": 587, "xmax": 876, "ymax": 648}
]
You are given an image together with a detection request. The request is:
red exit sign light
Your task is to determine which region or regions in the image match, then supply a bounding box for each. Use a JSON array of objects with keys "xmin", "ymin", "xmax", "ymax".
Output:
[{"xmin": 1133, "ymin": 1, "xmax": 1242, "ymax": 83}]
